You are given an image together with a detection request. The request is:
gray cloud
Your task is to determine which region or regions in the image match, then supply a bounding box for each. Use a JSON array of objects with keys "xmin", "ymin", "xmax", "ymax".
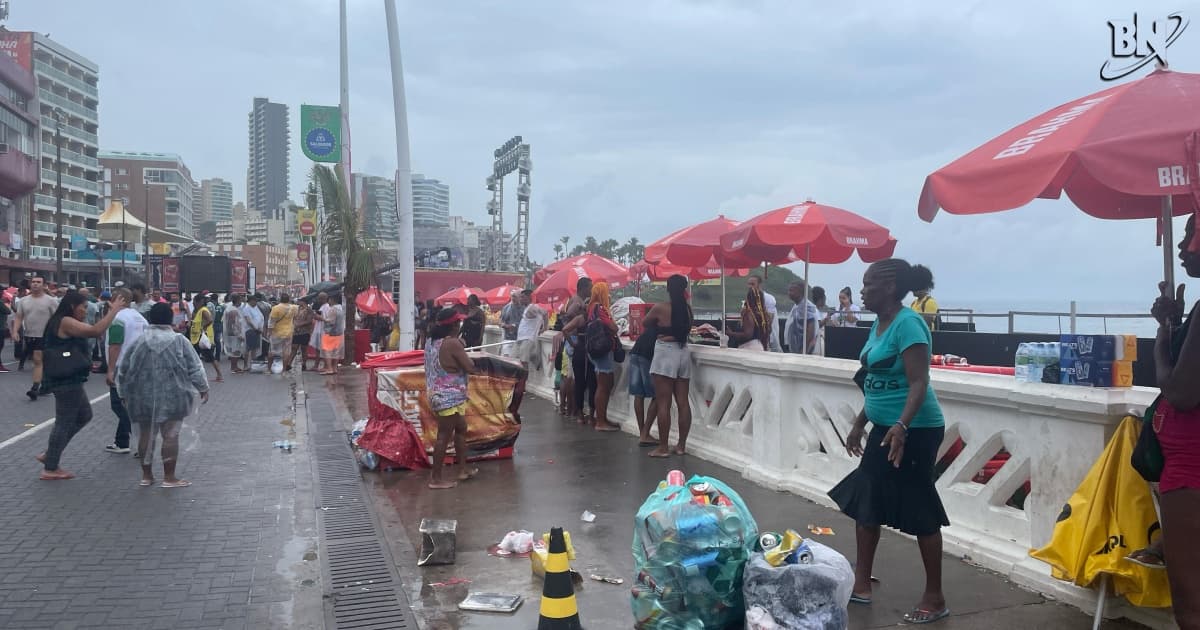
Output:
[{"xmin": 17, "ymin": 0, "xmax": 1199, "ymax": 307}]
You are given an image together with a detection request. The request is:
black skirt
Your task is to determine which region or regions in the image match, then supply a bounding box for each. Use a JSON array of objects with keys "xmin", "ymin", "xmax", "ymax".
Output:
[{"xmin": 828, "ymin": 424, "xmax": 950, "ymax": 536}]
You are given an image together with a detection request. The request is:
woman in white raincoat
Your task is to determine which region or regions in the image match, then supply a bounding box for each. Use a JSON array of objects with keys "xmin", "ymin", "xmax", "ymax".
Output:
[{"xmin": 117, "ymin": 302, "xmax": 209, "ymax": 488}]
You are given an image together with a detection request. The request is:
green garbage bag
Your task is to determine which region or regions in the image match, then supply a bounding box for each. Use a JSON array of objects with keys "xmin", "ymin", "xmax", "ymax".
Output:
[{"xmin": 631, "ymin": 471, "xmax": 759, "ymax": 629}]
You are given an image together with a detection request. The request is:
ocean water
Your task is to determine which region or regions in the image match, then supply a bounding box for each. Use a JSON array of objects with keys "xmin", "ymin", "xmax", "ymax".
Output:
[
  {"xmin": 944, "ymin": 299, "xmax": 1158, "ymax": 338},
  {"xmin": 697, "ymin": 299, "xmax": 1161, "ymax": 339}
]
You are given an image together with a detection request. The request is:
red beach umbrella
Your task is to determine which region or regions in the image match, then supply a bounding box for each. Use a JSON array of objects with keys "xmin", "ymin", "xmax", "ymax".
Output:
[
  {"xmin": 644, "ymin": 215, "xmax": 747, "ymax": 267},
  {"xmin": 435, "ymin": 285, "xmax": 484, "ymax": 306},
  {"xmin": 720, "ymin": 201, "xmax": 897, "ymax": 351},
  {"xmin": 628, "ymin": 258, "xmax": 748, "ymax": 282},
  {"xmin": 532, "ymin": 266, "xmax": 590, "ymax": 304},
  {"xmin": 917, "ymin": 67, "xmax": 1200, "ymax": 287},
  {"xmin": 484, "ymin": 284, "xmax": 524, "ymax": 308},
  {"xmin": 533, "ymin": 254, "xmax": 628, "ymax": 285},
  {"xmin": 720, "ymin": 201, "xmax": 895, "ymax": 266},
  {"xmin": 355, "ymin": 286, "xmax": 397, "ymax": 316}
]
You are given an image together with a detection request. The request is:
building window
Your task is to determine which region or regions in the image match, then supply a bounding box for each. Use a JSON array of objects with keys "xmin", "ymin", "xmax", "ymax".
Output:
[{"xmin": 117, "ymin": 168, "xmax": 128, "ymax": 176}]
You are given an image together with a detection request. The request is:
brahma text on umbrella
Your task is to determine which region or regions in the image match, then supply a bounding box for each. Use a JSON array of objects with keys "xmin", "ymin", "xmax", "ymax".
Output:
[
  {"xmin": 993, "ymin": 96, "xmax": 1111, "ymax": 160},
  {"xmin": 1158, "ymin": 163, "xmax": 1200, "ymax": 188}
]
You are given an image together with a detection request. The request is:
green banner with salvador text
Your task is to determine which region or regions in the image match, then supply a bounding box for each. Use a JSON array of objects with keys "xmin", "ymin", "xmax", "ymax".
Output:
[{"xmin": 300, "ymin": 104, "xmax": 342, "ymax": 163}]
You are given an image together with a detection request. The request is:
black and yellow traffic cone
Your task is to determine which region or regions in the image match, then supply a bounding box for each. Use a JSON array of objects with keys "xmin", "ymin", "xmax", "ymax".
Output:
[{"xmin": 537, "ymin": 527, "xmax": 583, "ymax": 630}]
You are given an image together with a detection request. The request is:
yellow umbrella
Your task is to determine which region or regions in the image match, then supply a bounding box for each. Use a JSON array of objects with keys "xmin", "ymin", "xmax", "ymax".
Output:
[{"xmin": 1030, "ymin": 415, "xmax": 1170, "ymax": 609}]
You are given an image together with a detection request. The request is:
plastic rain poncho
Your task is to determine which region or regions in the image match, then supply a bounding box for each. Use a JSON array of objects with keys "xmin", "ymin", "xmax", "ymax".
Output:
[{"xmin": 116, "ymin": 325, "xmax": 209, "ymax": 424}]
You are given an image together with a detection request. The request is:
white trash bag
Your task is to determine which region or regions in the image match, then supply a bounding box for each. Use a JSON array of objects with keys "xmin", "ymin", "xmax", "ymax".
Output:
[{"xmin": 742, "ymin": 540, "xmax": 853, "ymax": 630}]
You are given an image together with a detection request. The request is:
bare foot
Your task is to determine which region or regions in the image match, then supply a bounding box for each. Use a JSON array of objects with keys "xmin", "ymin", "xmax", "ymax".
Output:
[
  {"xmin": 649, "ymin": 448, "xmax": 672, "ymax": 458},
  {"xmin": 39, "ymin": 469, "xmax": 75, "ymax": 480},
  {"xmin": 139, "ymin": 477, "xmax": 155, "ymax": 487},
  {"xmin": 595, "ymin": 421, "xmax": 621, "ymax": 432},
  {"xmin": 34, "ymin": 452, "xmax": 45, "ymax": 463},
  {"xmin": 428, "ymin": 480, "xmax": 458, "ymax": 490},
  {"xmin": 672, "ymin": 446, "xmax": 687, "ymax": 456},
  {"xmin": 457, "ymin": 467, "xmax": 480, "ymax": 481}
]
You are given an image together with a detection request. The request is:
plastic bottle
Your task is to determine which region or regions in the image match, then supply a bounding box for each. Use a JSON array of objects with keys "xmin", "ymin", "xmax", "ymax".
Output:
[
  {"xmin": 1031, "ymin": 343, "xmax": 1048, "ymax": 383},
  {"xmin": 1014, "ymin": 343, "xmax": 1031, "ymax": 382}
]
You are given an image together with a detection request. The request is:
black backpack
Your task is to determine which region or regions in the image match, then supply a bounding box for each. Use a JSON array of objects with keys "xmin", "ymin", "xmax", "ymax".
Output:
[{"xmin": 585, "ymin": 306, "xmax": 613, "ymax": 358}]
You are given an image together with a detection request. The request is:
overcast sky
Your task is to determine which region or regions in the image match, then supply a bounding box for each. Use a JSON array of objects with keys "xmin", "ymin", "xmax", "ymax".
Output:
[{"xmin": 16, "ymin": 0, "xmax": 1200, "ymax": 307}]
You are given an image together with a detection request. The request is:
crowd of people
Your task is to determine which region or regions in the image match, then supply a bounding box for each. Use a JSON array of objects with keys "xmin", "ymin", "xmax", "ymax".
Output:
[{"xmin": 0, "ymin": 277, "xmax": 356, "ymax": 485}]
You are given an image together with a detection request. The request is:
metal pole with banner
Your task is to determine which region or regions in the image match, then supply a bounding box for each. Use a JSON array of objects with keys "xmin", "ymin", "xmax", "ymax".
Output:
[
  {"xmin": 300, "ymin": 105, "xmax": 342, "ymax": 164},
  {"xmin": 162, "ymin": 257, "xmax": 180, "ymax": 295},
  {"xmin": 248, "ymin": 266, "xmax": 257, "ymax": 297},
  {"xmin": 230, "ymin": 259, "xmax": 249, "ymax": 294}
]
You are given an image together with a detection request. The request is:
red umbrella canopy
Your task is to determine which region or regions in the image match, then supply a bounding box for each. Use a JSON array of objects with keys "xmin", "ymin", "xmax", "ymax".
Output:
[
  {"xmin": 484, "ymin": 284, "xmax": 523, "ymax": 307},
  {"xmin": 355, "ymin": 286, "xmax": 398, "ymax": 316},
  {"xmin": 532, "ymin": 266, "xmax": 591, "ymax": 304},
  {"xmin": 918, "ymin": 68, "xmax": 1200, "ymax": 222},
  {"xmin": 644, "ymin": 215, "xmax": 742, "ymax": 268},
  {"xmin": 720, "ymin": 201, "xmax": 895, "ymax": 265},
  {"xmin": 434, "ymin": 285, "xmax": 485, "ymax": 306},
  {"xmin": 532, "ymin": 254, "xmax": 628, "ymax": 285},
  {"xmin": 629, "ymin": 258, "xmax": 748, "ymax": 282}
]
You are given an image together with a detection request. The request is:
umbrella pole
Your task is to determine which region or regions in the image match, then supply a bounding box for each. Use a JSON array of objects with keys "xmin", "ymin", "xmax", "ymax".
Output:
[
  {"xmin": 1092, "ymin": 573, "xmax": 1107, "ymax": 630},
  {"xmin": 802, "ymin": 245, "xmax": 811, "ymax": 354},
  {"xmin": 720, "ymin": 258, "xmax": 727, "ymax": 348},
  {"xmin": 1162, "ymin": 196, "xmax": 1176, "ymax": 292}
]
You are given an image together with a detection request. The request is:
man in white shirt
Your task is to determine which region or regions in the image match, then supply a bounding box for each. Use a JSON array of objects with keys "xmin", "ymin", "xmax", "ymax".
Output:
[
  {"xmin": 241, "ymin": 295, "xmax": 266, "ymax": 362},
  {"xmin": 10, "ymin": 276, "xmax": 58, "ymax": 400},
  {"xmin": 104, "ymin": 287, "xmax": 147, "ymax": 454},
  {"xmin": 747, "ymin": 275, "xmax": 782, "ymax": 352}
]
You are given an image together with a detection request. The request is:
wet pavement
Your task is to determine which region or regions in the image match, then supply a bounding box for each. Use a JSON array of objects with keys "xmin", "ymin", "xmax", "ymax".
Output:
[
  {"xmin": 0, "ymin": 343, "xmax": 324, "ymax": 629},
  {"xmin": 335, "ymin": 369, "xmax": 1145, "ymax": 630}
]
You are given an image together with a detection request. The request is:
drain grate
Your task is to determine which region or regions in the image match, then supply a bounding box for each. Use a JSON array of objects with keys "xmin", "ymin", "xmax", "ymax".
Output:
[{"xmin": 305, "ymin": 384, "xmax": 415, "ymax": 629}]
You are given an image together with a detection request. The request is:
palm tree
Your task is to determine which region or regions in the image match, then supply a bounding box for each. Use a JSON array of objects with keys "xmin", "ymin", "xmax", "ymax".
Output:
[
  {"xmin": 599, "ymin": 238, "xmax": 620, "ymax": 260},
  {"xmin": 559, "ymin": 235, "xmax": 570, "ymax": 254},
  {"xmin": 553, "ymin": 243, "xmax": 563, "ymax": 260},
  {"xmin": 312, "ymin": 163, "xmax": 375, "ymax": 365},
  {"xmin": 624, "ymin": 237, "xmax": 643, "ymax": 264}
]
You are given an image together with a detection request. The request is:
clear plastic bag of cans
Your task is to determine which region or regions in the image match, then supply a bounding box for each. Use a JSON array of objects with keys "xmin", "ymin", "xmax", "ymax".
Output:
[
  {"xmin": 631, "ymin": 470, "xmax": 759, "ymax": 629},
  {"xmin": 742, "ymin": 541, "xmax": 854, "ymax": 630}
]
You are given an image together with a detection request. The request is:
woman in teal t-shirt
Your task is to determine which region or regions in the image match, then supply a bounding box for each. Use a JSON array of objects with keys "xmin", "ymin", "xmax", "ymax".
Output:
[{"xmin": 828, "ymin": 258, "xmax": 950, "ymax": 625}]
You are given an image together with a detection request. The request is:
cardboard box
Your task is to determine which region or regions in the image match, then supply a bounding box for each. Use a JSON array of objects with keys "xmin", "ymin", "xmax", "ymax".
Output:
[
  {"xmin": 1118, "ymin": 334, "xmax": 1138, "ymax": 362},
  {"xmin": 1060, "ymin": 359, "xmax": 1133, "ymax": 388},
  {"xmin": 1059, "ymin": 335, "xmax": 1118, "ymax": 362}
]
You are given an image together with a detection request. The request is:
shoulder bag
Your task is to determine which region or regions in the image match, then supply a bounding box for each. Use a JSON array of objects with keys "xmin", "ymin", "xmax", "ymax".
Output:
[{"xmin": 44, "ymin": 336, "xmax": 90, "ymax": 381}]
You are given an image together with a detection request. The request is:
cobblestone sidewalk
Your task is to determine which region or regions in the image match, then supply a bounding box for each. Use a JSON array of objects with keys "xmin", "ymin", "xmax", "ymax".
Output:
[{"xmin": 0, "ymin": 370, "xmax": 324, "ymax": 630}]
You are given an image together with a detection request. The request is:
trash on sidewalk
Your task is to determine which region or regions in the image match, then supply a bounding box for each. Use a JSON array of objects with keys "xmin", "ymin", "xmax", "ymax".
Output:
[
  {"xmin": 23, "ymin": 423, "xmax": 36, "ymax": 428},
  {"xmin": 429, "ymin": 577, "xmax": 471, "ymax": 588},
  {"xmin": 580, "ymin": 510, "xmax": 597, "ymax": 523},
  {"xmin": 418, "ymin": 518, "xmax": 458, "ymax": 566},
  {"xmin": 743, "ymin": 540, "xmax": 853, "ymax": 630},
  {"xmin": 459, "ymin": 592, "xmax": 524, "ymax": 613},
  {"xmin": 530, "ymin": 530, "xmax": 578, "ymax": 578},
  {"xmin": 759, "ymin": 529, "xmax": 814, "ymax": 567},
  {"xmin": 272, "ymin": 440, "xmax": 293, "ymax": 452},
  {"xmin": 807, "ymin": 524, "xmax": 835, "ymax": 536},
  {"xmin": 632, "ymin": 469, "xmax": 758, "ymax": 629},
  {"xmin": 589, "ymin": 574, "xmax": 624, "ymax": 585},
  {"xmin": 490, "ymin": 530, "xmax": 534, "ymax": 556}
]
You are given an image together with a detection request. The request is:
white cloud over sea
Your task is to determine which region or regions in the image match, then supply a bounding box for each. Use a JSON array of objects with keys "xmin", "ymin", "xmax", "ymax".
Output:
[{"xmin": 17, "ymin": 0, "xmax": 1200, "ymax": 308}]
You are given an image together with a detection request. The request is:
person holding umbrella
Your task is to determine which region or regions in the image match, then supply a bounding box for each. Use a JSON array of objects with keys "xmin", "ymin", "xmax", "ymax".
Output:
[{"xmin": 828, "ymin": 258, "xmax": 949, "ymax": 625}]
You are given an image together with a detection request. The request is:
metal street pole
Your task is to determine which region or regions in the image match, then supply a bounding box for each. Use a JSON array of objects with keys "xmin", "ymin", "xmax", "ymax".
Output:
[
  {"xmin": 120, "ymin": 199, "xmax": 127, "ymax": 281},
  {"xmin": 384, "ymin": 0, "xmax": 415, "ymax": 349},
  {"xmin": 142, "ymin": 178, "xmax": 150, "ymax": 262},
  {"xmin": 339, "ymin": 0, "xmax": 353, "ymax": 200},
  {"xmin": 53, "ymin": 110, "xmax": 63, "ymax": 282}
]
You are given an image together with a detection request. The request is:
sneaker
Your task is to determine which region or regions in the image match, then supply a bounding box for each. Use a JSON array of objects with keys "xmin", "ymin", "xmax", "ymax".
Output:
[
  {"xmin": 26, "ymin": 387, "xmax": 37, "ymax": 401},
  {"xmin": 104, "ymin": 444, "xmax": 131, "ymax": 454}
]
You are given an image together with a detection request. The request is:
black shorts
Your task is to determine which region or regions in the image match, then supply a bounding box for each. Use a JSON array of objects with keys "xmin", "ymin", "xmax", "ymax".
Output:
[
  {"xmin": 193, "ymin": 344, "xmax": 216, "ymax": 364},
  {"xmin": 22, "ymin": 337, "xmax": 45, "ymax": 352},
  {"xmin": 292, "ymin": 333, "xmax": 311, "ymax": 347}
]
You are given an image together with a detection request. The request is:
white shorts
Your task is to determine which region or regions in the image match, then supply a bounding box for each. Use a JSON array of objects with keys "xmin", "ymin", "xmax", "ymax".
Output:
[{"xmin": 650, "ymin": 341, "xmax": 691, "ymax": 379}]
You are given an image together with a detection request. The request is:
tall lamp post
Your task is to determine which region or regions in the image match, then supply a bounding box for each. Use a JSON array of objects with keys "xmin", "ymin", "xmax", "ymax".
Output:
[
  {"xmin": 142, "ymin": 176, "xmax": 150, "ymax": 263},
  {"xmin": 51, "ymin": 107, "xmax": 65, "ymax": 282},
  {"xmin": 119, "ymin": 197, "xmax": 128, "ymax": 281}
]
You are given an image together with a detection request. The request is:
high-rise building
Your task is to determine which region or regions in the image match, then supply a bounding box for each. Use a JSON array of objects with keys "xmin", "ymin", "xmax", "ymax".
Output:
[
  {"xmin": 246, "ymin": 97, "xmax": 289, "ymax": 217},
  {"xmin": 0, "ymin": 31, "xmax": 41, "ymax": 281},
  {"xmin": 412, "ymin": 173, "xmax": 449, "ymax": 227},
  {"xmin": 353, "ymin": 173, "xmax": 399, "ymax": 250},
  {"xmin": 99, "ymin": 151, "xmax": 195, "ymax": 238},
  {"xmin": 195, "ymin": 177, "xmax": 233, "ymax": 223},
  {"xmin": 29, "ymin": 33, "xmax": 101, "ymax": 276}
]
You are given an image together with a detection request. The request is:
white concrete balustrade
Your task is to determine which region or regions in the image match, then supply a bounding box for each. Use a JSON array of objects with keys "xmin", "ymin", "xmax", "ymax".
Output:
[{"xmin": 481, "ymin": 326, "xmax": 1167, "ymax": 626}]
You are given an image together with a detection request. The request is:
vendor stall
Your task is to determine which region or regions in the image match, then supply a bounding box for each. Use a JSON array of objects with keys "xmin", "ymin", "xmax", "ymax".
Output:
[{"xmin": 356, "ymin": 350, "xmax": 527, "ymax": 470}]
